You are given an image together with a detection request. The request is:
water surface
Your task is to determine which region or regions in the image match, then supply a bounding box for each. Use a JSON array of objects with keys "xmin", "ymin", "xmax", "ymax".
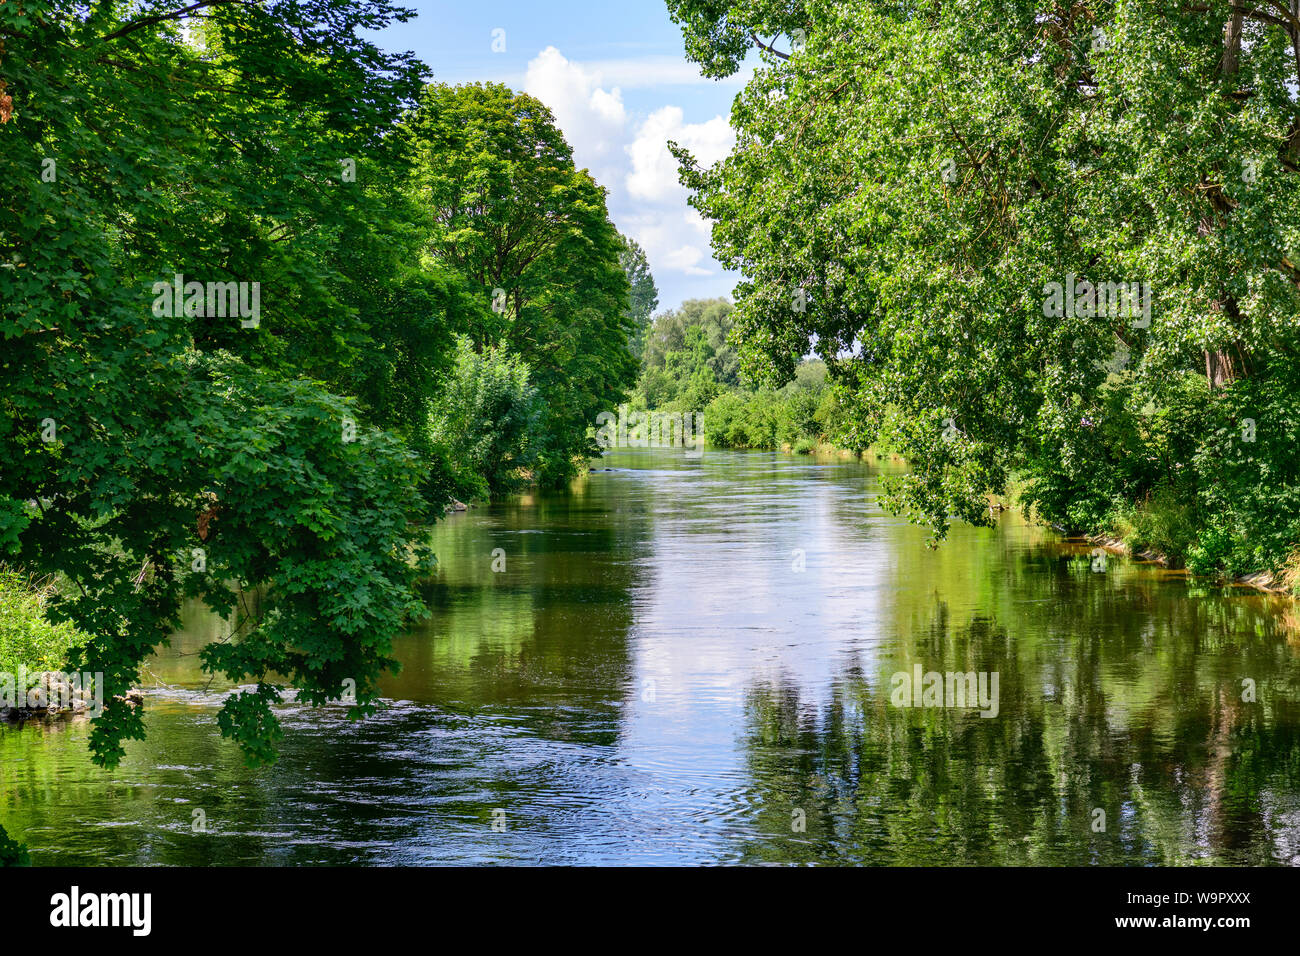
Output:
[{"xmin": 4, "ymin": 448, "xmax": 1300, "ymax": 865}]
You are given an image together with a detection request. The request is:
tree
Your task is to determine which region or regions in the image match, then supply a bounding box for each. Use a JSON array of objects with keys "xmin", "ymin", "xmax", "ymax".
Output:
[
  {"xmin": 669, "ymin": 1, "xmax": 1300, "ymax": 572},
  {"xmin": 619, "ymin": 235, "xmax": 660, "ymax": 361},
  {"xmin": 641, "ymin": 297, "xmax": 739, "ymax": 388},
  {"xmin": 665, "ymin": 0, "xmax": 808, "ymax": 77},
  {"xmin": 324, "ymin": 185, "xmax": 485, "ymax": 501},
  {"xmin": 428, "ymin": 337, "xmax": 544, "ymax": 501},
  {"xmin": 1, "ymin": 0, "xmax": 441, "ymax": 767},
  {"xmin": 403, "ymin": 83, "xmax": 639, "ymax": 483}
]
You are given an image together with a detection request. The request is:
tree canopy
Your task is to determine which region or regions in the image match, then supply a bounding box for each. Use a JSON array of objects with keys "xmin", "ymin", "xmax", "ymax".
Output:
[
  {"xmin": 670, "ymin": 0, "xmax": 1300, "ymax": 573},
  {"xmin": 0, "ymin": 3, "xmax": 646, "ymax": 773},
  {"xmin": 403, "ymin": 82, "xmax": 638, "ymax": 484}
]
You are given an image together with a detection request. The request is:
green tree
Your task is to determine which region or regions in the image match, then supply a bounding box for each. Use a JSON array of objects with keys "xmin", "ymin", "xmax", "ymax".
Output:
[
  {"xmin": 620, "ymin": 235, "xmax": 660, "ymax": 361},
  {"xmin": 670, "ymin": 1, "xmax": 1300, "ymax": 571},
  {"xmin": 642, "ymin": 298, "xmax": 738, "ymax": 386},
  {"xmin": 428, "ymin": 337, "xmax": 544, "ymax": 501},
  {"xmin": 1, "ymin": 0, "xmax": 440, "ymax": 768},
  {"xmin": 325, "ymin": 185, "xmax": 484, "ymax": 482},
  {"xmin": 403, "ymin": 82, "xmax": 639, "ymax": 483}
]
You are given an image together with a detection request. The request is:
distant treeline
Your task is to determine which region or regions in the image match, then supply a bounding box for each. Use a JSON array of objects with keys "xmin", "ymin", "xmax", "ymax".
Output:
[{"xmin": 628, "ymin": 298, "xmax": 858, "ymax": 455}]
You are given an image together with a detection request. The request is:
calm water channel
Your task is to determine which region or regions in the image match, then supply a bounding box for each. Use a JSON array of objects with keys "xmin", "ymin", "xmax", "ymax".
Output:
[{"xmin": 4, "ymin": 448, "xmax": 1299, "ymax": 864}]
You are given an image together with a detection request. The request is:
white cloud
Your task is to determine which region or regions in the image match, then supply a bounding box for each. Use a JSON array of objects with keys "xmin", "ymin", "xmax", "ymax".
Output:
[
  {"xmin": 621, "ymin": 108, "xmax": 730, "ymax": 283},
  {"xmin": 519, "ymin": 46, "xmax": 736, "ymax": 293},
  {"xmin": 626, "ymin": 106, "xmax": 733, "ymax": 204},
  {"xmin": 523, "ymin": 46, "xmax": 626, "ymax": 180},
  {"xmin": 626, "ymin": 207, "xmax": 716, "ymax": 277},
  {"xmin": 650, "ymin": 238, "xmax": 712, "ymax": 277}
]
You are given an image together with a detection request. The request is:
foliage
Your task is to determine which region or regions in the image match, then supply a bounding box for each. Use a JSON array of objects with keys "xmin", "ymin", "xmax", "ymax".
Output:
[
  {"xmin": 1186, "ymin": 365, "xmax": 1300, "ymax": 577},
  {"xmin": 693, "ymin": 360, "xmax": 833, "ymax": 450},
  {"xmin": 632, "ymin": 296, "xmax": 848, "ymax": 452},
  {"xmin": 620, "ymin": 236, "xmax": 660, "ymax": 361},
  {"xmin": 641, "ymin": 297, "xmax": 739, "ymax": 388},
  {"xmin": 1111, "ymin": 491, "xmax": 1200, "ymax": 569},
  {"xmin": 669, "ymin": 0, "xmax": 1300, "ymax": 571},
  {"xmin": 665, "ymin": 0, "xmax": 809, "ymax": 78},
  {"xmin": 428, "ymin": 337, "xmax": 544, "ymax": 501},
  {"xmin": 325, "ymin": 188, "xmax": 483, "ymax": 481},
  {"xmin": 1, "ymin": 0, "xmax": 439, "ymax": 768},
  {"xmin": 0, "ymin": 566, "xmax": 89, "ymax": 675},
  {"xmin": 0, "ymin": 823, "xmax": 29, "ymax": 867},
  {"xmin": 403, "ymin": 82, "xmax": 639, "ymax": 484}
]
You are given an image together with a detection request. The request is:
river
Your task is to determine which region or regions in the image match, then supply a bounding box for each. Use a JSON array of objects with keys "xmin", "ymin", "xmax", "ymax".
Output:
[{"xmin": 3, "ymin": 448, "xmax": 1299, "ymax": 865}]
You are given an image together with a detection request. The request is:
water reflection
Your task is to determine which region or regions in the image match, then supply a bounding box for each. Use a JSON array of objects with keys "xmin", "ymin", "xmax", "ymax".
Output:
[{"xmin": 2, "ymin": 448, "xmax": 1298, "ymax": 864}]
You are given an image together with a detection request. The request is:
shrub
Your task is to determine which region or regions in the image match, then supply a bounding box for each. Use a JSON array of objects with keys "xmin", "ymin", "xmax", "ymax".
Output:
[
  {"xmin": 428, "ymin": 337, "xmax": 544, "ymax": 500},
  {"xmin": 1110, "ymin": 489, "xmax": 1199, "ymax": 568},
  {"xmin": 702, "ymin": 391, "xmax": 749, "ymax": 447},
  {"xmin": 0, "ymin": 566, "xmax": 89, "ymax": 676},
  {"xmin": 779, "ymin": 386, "xmax": 821, "ymax": 445},
  {"xmin": 699, "ymin": 369, "xmax": 829, "ymax": 452},
  {"xmin": 1188, "ymin": 368, "xmax": 1300, "ymax": 578}
]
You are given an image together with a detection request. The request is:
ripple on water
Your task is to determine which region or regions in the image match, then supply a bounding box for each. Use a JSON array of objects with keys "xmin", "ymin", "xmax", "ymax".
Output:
[{"xmin": 4, "ymin": 448, "xmax": 1300, "ymax": 865}]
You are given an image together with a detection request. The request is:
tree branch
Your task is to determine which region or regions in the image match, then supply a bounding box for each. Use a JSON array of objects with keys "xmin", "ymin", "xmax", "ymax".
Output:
[
  {"xmin": 96, "ymin": 0, "xmax": 257, "ymax": 44},
  {"xmin": 749, "ymin": 33, "xmax": 791, "ymax": 61}
]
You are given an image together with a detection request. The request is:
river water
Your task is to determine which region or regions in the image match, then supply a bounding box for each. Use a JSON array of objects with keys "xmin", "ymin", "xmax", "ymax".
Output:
[{"xmin": 4, "ymin": 448, "xmax": 1300, "ymax": 865}]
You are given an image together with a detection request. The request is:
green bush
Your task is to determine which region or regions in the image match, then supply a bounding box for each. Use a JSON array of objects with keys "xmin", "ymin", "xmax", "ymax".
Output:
[
  {"xmin": 702, "ymin": 391, "xmax": 749, "ymax": 447},
  {"xmin": 698, "ymin": 376, "xmax": 828, "ymax": 451},
  {"xmin": 780, "ymin": 387, "xmax": 821, "ymax": 446},
  {"xmin": 634, "ymin": 302, "xmax": 834, "ymax": 453},
  {"xmin": 1187, "ymin": 368, "xmax": 1300, "ymax": 578},
  {"xmin": 1013, "ymin": 365, "xmax": 1300, "ymax": 581},
  {"xmin": 0, "ymin": 567, "xmax": 88, "ymax": 676},
  {"xmin": 428, "ymin": 337, "xmax": 544, "ymax": 501},
  {"xmin": 1111, "ymin": 489, "xmax": 1200, "ymax": 568},
  {"xmin": 0, "ymin": 824, "xmax": 30, "ymax": 867}
]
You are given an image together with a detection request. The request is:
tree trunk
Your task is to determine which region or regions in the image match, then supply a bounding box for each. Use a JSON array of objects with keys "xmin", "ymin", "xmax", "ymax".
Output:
[
  {"xmin": 1221, "ymin": 5, "xmax": 1243, "ymax": 75},
  {"xmin": 1202, "ymin": 6, "xmax": 1250, "ymax": 391}
]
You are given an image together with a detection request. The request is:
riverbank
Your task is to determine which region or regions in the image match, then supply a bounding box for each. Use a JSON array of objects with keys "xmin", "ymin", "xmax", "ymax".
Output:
[
  {"xmin": 778, "ymin": 439, "xmax": 862, "ymax": 458},
  {"xmin": 1083, "ymin": 533, "xmax": 1297, "ymax": 597},
  {"xmin": 974, "ymin": 471, "xmax": 1300, "ymax": 600},
  {"xmin": 0, "ymin": 568, "xmax": 146, "ymax": 724},
  {"xmin": 0, "ymin": 568, "xmax": 88, "ymax": 679}
]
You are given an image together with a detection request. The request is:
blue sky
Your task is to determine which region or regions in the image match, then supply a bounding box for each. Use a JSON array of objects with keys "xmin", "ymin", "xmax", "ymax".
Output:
[{"xmin": 363, "ymin": 0, "xmax": 754, "ymax": 313}]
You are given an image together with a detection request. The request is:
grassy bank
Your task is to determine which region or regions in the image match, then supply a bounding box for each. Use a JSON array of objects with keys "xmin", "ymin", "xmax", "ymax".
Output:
[
  {"xmin": 0, "ymin": 567, "xmax": 84, "ymax": 866},
  {"xmin": 986, "ymin": 479, "xmax": 1300, "ymax": 598},
  {"xmin": 0, "ymin": 567, "xmax": 89, "ymax": 677}
]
